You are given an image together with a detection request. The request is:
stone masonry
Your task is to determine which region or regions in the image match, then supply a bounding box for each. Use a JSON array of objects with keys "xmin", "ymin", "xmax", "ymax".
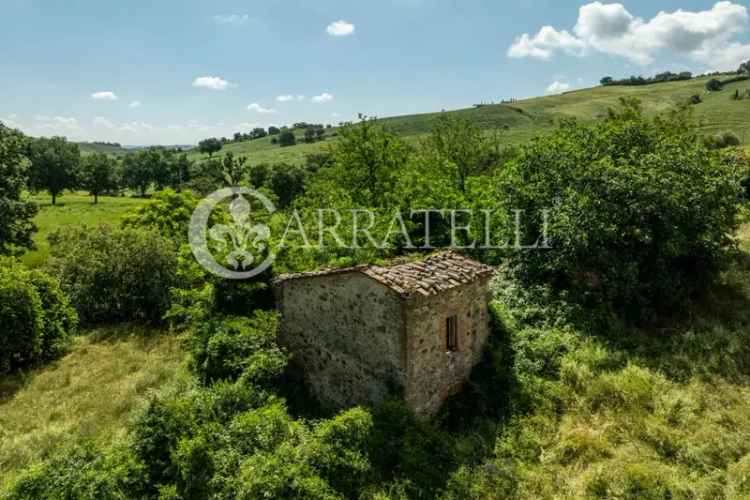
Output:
[{"xmin": 274, "ymin": 252, "xmax": 494, "ymax": 417}]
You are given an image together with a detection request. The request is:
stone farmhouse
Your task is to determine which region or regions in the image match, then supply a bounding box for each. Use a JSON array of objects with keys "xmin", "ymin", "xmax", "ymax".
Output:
[{"xmin": 274, "ymin": 252, "xmax": 495, "ymax": 417}]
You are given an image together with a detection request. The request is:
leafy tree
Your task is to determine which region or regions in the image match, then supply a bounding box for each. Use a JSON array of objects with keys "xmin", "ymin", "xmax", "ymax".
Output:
[
  {"xmin": 79, "ymin": 153, "xmax": 118, "ymax": 204},
  {"xmin": 706, "ymin": 78, "xmax": 723, "ymax": 91},
  {"xmin": 269, "ymin": 163, "xmax": 306, "ymax": 208},
  {"xmin": 324, "ymin": 117, "xmax": 409, "ymax": 207},
  {"xmin": 27, "ymin": 136, "xmax": 80, "ymax": 205},
  {"xmin": 251, "ymin": 127, "xmax": 268, "ymax": 139},
  {"xmin": 198, "ymin": 137, "xmax": 223, "ymax": 157},
  {"xmin": 122, "ymin": 148, "xmax": 165, "ymax": 196},
  {"xmin": 423, "ymin": 114, "xmax": 500, "ymax": 193},
  {"xmin": 248, "ymin": 163, "xmax": 270, "ymax": 188},
  {"xmin": 0, "ymin": 123, "xmax": 37, "ymax": 255},
  {"xmin": 221, "ymin": 152, "xmax": 248, "ymax": 185},
  {"xmin": 48, "ymin": 225, "xmax": 177, "ymax": 324},
  {"xmin": 171, "ymin": 153, "xmax": 192, "ymax": 191},
  {"xmin": 496, "ymin": 99, "xmax": 744, "ymax": 321},
  {"xmin": 278, "ymin": 130, "xmax": 296, "ymax": 147},
  {"xmin": 268, "ymin": 126, "xmax": 281, "ymax": 135},
  {"xmin": 600, "ymin": 76, "xmax": 613, "ymax": 85},
  {"xmin": 0, "ymin": 260, "xmax": 77, "ymax": 373},
  {"xmin": 303, "ymin": 128, "xmax": 316, "ymax": 143},
  {"xmin": 122, "ymin": 189, "xmax": 199, "ymax": 241}
]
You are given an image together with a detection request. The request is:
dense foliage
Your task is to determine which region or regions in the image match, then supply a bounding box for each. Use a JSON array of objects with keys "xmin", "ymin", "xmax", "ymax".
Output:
[
  {"xmin": 0, "ymin": 122, "xmax": 37, "ymax": 255},
  {"xmin": 0, "ymin": 259, "xmax": 77, "ymax": 372},
  {"xmin": 495, "ymin": 99, "xmax": 743, "ymax": 322},
  {"xmin": 27, "ymin": 136, "xmax": 80, "ymax": 205},
  {"xmin": 47, "ymin": 225, "xmax": 177, "ymax": 324}
]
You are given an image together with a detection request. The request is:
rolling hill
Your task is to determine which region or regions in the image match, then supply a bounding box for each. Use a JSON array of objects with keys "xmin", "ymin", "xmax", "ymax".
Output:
[{"xmin": 186, "ymin": 74, "xmax": 750, "ymax": 166}]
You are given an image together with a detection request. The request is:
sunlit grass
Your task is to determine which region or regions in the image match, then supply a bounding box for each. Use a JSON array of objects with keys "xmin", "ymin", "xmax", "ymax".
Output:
[
  {"xmin": 0, "ymin": 325, "xmax": 186, "ymax": 490},
  {"xmin": 21, "ymin": 192, "xmax": 147, "ymax": 268}
]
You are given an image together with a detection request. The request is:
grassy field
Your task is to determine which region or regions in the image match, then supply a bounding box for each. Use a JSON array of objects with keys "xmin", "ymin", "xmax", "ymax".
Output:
[
  {"xmin": 0, "ymin": 325, "xmax": 186, "ymax": 490},
  {"xmin": 21, "ymin": 193, "xmax": 148, "ymax": 268},
  {"xmin": 185, "ymin": 75, "xmax": 750, "ymax": 166}
]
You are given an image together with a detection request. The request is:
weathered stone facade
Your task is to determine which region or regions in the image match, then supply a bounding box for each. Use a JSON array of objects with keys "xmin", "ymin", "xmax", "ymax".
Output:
[{"xmin": 274, "ymin": 252, "xmax": 494, "ymax": 417}]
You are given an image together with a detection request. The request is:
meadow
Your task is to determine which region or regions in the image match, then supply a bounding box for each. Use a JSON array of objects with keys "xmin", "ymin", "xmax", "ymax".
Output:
[
  {"xmin": 0, "ymin": 325, "xmax": 185, "ymax": 491},
  {"xmin": 21, "ymin": 193, "xmax": 147, "ymax": 268}
]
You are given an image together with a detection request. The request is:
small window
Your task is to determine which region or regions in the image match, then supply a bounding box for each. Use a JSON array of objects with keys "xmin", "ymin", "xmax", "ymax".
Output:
[{"xmin": 446, "ymin": 315, "xmax": 458, "ymax": 352}]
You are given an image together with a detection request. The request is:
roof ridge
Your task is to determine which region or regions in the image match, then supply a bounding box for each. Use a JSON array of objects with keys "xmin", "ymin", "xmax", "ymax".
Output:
[{"xmin": 274, "ymin": 251, "xmax": 495, "ymax": 298}]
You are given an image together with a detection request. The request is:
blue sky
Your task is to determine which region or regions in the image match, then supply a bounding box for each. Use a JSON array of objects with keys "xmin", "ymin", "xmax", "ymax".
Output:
[{"xmin": 2, "ymin": 0, "xmax": 750, "ymax": 145}]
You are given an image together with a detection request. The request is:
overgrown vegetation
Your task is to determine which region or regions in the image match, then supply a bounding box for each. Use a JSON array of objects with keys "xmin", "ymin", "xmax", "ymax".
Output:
[{"xmin": 3, "ymin": 91, "xmax": 750, "ymax": 498}]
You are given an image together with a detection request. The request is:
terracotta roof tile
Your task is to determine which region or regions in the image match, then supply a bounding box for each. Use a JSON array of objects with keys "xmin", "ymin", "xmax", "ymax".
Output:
[{"xmin": 275, "ymin": 251, "xmax": 495, "ymax": 298}]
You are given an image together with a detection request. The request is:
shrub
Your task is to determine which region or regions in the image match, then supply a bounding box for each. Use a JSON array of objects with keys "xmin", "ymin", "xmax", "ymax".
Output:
[
  {"xmin": 188, "ymin": 311, "xmax": 288, "ymax": 385},
  {"xmin": 496, "ymin": 99, "xmax": 743, "ymax": 321},
  {"xmin": 706, "ymin": 130, "xmax": 742, "ymax": 149},
  {"xmin": 3, "ymin": 443, "xmax": 143, "ymax": 500},
  {"xmin": 0, "ymin": 260, "xmax": 76, "ymax": 372},
  {"xmin": 47, "ymin": 225, "xmax": 177, "ymax": 324},
  {"xmin": 121, "ymin": 189, "xmax": 199, "ymax": 242},
  {"xmin": 689, "ymin": 94, "xmax": 702, "ymax": 105}
]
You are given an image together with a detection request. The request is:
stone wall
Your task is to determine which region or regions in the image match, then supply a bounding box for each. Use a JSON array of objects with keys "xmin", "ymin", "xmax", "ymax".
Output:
[
  {"xmin": 403, "ymin": 278, "xmax": 492, "ymax": 417},
  {"xmin": 276, "ymin": 272, "xmax": 406, "ymax": 411}
]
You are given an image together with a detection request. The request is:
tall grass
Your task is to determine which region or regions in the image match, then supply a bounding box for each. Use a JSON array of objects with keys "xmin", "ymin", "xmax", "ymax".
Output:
[{"xmin": 0, "ymin": 325, "xmax": 185, "ymax": 490}]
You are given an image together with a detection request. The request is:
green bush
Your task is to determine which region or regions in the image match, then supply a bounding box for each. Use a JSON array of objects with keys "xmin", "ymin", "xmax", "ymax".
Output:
[
  {"xmin": 0, "ymin": 260, "xmax": 76, "ymax": 372},
  {"xmin": 47, "ymin": 225, "xmax": 177, "ymax": 324},
  {"xmin": 188, "ymin": 311, "xmax": 287, "ymax": 385},
  {"xmin": 121, "ymin": 189, "xmax": 198, "ymax": 242},
  {"xmin": 706, "ymin": 130, "xmax": 742, "ymax": 149},
  {"xmin": 3, "ymin": 443, "xmax": 143, "ymax": 500},
  {"xmin": 497, "ymin": 99, "xmax": 743, "ymax": 321}
]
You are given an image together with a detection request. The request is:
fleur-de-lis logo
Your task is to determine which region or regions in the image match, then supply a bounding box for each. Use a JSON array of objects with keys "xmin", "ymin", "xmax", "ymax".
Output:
[
  {"xmin": 189, "ymin": 187, "xmax": 276, "ymax": 279},
  {"xmin": 208, "ymin": 195, "xmax": 271, "ymax": 270}
]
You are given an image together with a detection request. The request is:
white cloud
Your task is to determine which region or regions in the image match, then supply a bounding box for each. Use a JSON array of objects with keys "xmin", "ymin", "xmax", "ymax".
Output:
[
  {"xmin": 311, "ymin": 92, "xmax": 334, "ymax": 103},
  {"xmin": 508, "ymin": 1, "xmax": 750, "ymax": 70},
  {"xmin": 326, "ymin": 20, "xmax": 355, "ymax": 36},
  {"xmin": 546, "ymin": 81, "xmax": 571, "ymax": 94},
  {"xmin": 276, "ymin": 94, "xmax": 306, "ymax": 102},
  {"xmin": 192, "ymin": 76, "xmax": 234, "ymax": 91},
  {"xmin": 129, "ymin": 100, "xmax": 142, "ymax": 108},
  {"xmin": 91, "ymin": 91, "xmax": 118, "ymax": 101},
  {"xmin": 247, "ymin": 103, "xmax": 277, "ymax": 114},
  {"xmin": 93, "ymin": 116, "xmax": 116, "ymax": 129},
  {"xmin": 508, "ymin": 27, "xmax": 586, "ymax": 60},
  {"xmin": 213, "ymin": 14, "xmax": 249, "ymax": 25},
  {"xmin": 33, "ymin": 115, "xmax": 83, "ymax": 136}
]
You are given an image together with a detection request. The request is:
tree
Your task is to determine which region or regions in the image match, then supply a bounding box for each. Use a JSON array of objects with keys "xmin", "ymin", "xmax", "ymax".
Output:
[
  {"xmin": 268, "ymin": 126, "xmax": 281, "ymax": 135},
  {"xmin": 738, "ymin": 59, "xmax": 750, "ymax": 74},
  {"xmin": 600, "ymin": 76, "xmax": 613, "ymax": 86},
  {"xmin": 279, "ymin": 130, "xmax": 296, "ymax": 147},
  {"xmin": 198, "ymin": 138, "xmax": 222, "ymax": 157},
  {"xmin": 496, "ymin": 99, "xmax": 744, "ymax": 321},
  {"xmin": 424, "ymin": 114, "xmax": 499, "ymax": 193},
  {"xmin": 220, "ymin": 152, "xmax": 248, "ymax": 185},
  {"xmin": 269, "ymin": 163, "xmax": 306, "ymax": 208},
  {"xmin": 325, "ymin": 117, "xmax": 408, "ymax": 206},
  {"xmin": 706, "ymin": 78, "xmax": 723, "ymax": 91},
  {"xmin": 303, "ymin": 128, "xmax": 316, "ymax": 143},
  {"xmin": 251, "ymin": 127, "xmax": 268, "ymax": 139},
  {"xmin": 122, "ymin": 150, "xmax": 154, "ymax": 196},
  {"xmin": 79, "ymin": 153, "xmax": 118, "ymax": 204},
  {"xmin": 0, "ymin": 123, "xmax": 37, "ymax": 255},
  {"xmin": 27, "ymin": 136, "xmax": 80, "ymax": 205}
]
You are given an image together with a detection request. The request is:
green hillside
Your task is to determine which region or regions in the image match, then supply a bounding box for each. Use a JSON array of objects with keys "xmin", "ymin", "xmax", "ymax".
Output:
[
  {"xmin": 190, "ymin": 75, "xmax": 750, "ymax": 166},
  {"xmin": 77, "ymin": 142, "xmax": 132, "ymax": 157}
]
